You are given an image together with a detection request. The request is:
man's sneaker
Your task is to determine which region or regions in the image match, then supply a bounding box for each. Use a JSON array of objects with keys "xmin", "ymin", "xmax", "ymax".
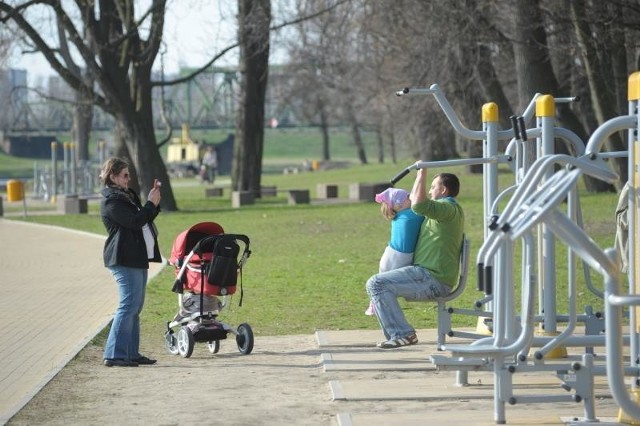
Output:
[{"xmin": 376, "ymin": 333, "xmax": 418, "ymax": 349}]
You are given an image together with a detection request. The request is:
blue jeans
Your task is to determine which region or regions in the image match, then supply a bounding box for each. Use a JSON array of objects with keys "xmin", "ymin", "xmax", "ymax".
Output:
[
  {"xmin": 366, "ymin": 265, "xmax": 450, "ymax": 340},
  {"xmin": 103, "ymin": 266, "xmax": 148, "ymax": 360}
]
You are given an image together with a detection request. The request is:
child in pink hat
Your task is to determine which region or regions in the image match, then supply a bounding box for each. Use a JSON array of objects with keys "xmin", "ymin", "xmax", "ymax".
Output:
[{"xmin": 365, "ymin": 188, "xmax": 424, "ymax": 315}]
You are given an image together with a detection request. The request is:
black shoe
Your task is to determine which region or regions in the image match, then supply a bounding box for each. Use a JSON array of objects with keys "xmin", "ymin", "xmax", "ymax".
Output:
[
  {"xmin": 132, "ymin": 355, "xmax": 157, "ymax": 365},
  {"xmin": 104, "ymin": 359, "xmax": 139, "ymax": 367}
]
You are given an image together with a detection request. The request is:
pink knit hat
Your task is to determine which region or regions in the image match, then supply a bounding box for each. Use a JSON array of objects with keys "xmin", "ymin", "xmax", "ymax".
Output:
[{"xmin": 375, "ymin": 188, "xmax": 409, "ymax": 209}]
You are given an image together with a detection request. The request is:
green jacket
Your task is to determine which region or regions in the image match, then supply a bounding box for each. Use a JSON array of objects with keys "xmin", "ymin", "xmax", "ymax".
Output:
[{"xmin": 412, "ymin": 196, "xmax": 464, "ymax": 287}]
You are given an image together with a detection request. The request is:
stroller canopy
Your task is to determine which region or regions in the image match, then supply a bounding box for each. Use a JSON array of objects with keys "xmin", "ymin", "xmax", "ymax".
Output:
[{"xmin": 169, "ymin": 222, "xmax": 225, "ymax": 266}]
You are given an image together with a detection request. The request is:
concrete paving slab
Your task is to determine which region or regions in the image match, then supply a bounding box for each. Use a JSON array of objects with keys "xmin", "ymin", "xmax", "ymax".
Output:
[
  {"xmin": 0, "ymin": 219, "xmax": 165, "ymax": 424},
  {"xmin": 330, "ymin": 375, "xmax": 495, "ymax": 401},
  {"xmin": 329, "ymin": 375, "xmax": 613, "ymax": 401},
  {"xmin": 319, "ymin": 329, "xmax": 624, "ymax": 424},
  {"xmin": 315, "ymin": 328, "xmax": 478, "ymax": 348},
  {"xmin": 336, "ymin": 411, "xmax": 622, "ymax": 426},
  {"xmin": 321, "ymin": 351, "xmax": 436, "ymax": 372}
]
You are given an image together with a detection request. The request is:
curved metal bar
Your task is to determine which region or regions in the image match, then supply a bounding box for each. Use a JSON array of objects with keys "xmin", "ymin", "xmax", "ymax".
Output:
[
  {"xmin": 489, "ymin": 185, "xmax": 517, "ymax": 216},
  {"xmin": 604, "ymin": 248, "xmax": 640, "ymax": 419},
  {"xmin": 396, "ymin": 84, "xmax": 514, "ymax": 141},
  {"xmin": 459, "ymin": 169, "xmax": 582, "ymax": 357},
  {"xmin": 463, "ymin": 163, "xmax": 607, "ymax": 358},
  {"xmin": 508, "ymin": 170, "xmax": 582, "ymax": 241},
  {"xmin": 599, "ymin": 150, "xmax": 629, "ymax": 159},
  {"xmin": 491, "ymin": 154, "xmax": 617, "ymax": 238},
  {"xmin": 517, "ymin": 234, "xmax": 537, "ymax": 361},
  {"xmin": 585, "ymin": 115, "xmax": 637, "ymax": 155},
  {"xmin": 414, "ymin": 156, "xmax": 509, "ymax": 169},
  {"xmin": 608, "ymin": 295, "xmax": 640, "ymax": 306},
  {"xmin": 546, "ymin": 210, "xmax": 617, "ymax": 277},
  {"xmin": 534, "ymin": 208, "xmax": 578, "ymax": 358},
  {"xmin": 475, "ymin": 157, "xmax": 554, "ymax": 266},
  {"xmin": 390, "ymin": 156, "xmax": 512, "ymax": 185},
  {"xmin": 520, "ymin": 93, "xmax": 542, "ymax": 123},
  {"xmin": 445, "ymin": 235, "xmax": 536, "ymax": 357},
  {"xmin": 554, "ymin": 127, "xmax": 585, "ymax": 156}
]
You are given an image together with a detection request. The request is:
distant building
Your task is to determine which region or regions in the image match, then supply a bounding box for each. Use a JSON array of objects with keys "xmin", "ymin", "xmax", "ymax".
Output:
[
  {"xmin": 166, "ymin": 124, "xmax": 201, "ymax": 164},
  {"xmin": 1, "ymin": 133, "xmax": 63, "ymax": 159}
]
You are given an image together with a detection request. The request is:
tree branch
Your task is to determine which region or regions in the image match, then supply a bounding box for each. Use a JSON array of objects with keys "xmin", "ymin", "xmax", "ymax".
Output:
[{"xmin": 153, "ymin": 0, "xmax": 352, "ymax": 87}]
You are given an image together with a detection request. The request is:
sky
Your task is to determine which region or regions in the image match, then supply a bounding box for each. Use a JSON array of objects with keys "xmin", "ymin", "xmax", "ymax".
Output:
[{"xmin": 7, "ymin": 1, "xmax": 241, "ymax": 83}]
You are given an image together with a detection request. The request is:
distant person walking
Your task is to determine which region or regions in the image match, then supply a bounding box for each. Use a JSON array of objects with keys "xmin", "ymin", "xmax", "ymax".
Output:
[
  {"xmin": 201, "ymin": 146, "xmax": 218, "ymax": 184},
  {"xmin": 99, "ymin": 157, "xmax": 163, "ymax": 367}
]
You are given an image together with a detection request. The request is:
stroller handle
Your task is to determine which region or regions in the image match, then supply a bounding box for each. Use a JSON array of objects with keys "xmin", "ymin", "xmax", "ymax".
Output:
[{"xmin": 192, "ymin": 233, "xmax": 251, "ymax": 255}]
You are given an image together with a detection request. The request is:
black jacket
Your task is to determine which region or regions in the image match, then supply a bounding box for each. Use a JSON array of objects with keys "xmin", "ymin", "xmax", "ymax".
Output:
[{"xmin": 101, "ymin": 186, "xmax": 162, "ymax": 268}]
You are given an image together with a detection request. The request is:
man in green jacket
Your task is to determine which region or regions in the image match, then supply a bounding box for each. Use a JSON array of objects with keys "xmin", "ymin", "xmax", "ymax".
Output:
[{"xmin": 366, "ymin": 168, "xmax": 464, "ymax": 348}]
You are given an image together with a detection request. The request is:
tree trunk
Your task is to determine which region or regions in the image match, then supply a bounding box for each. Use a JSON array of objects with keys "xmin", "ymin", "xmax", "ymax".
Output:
[
  {"xmin": 71, "ymin": 90, "xmax": 93, "ymax": 162},
  {"xmin": 387, "ymin": 124, "xmax": 397, "ymax": 165},
  {"xmin": 0, "ymin": 0, "xmax": 179, "ymax": 209},
  {"xmin": 475, "ymin": 44, "xmax": 514, "ymax": 131},
  {"xmin": 512, "ymin": 0, "xmax": 613, "ymax": 192},
  {"xmin": 319, "ymin": 105, "xmax": 330, "ymax": 161},
  {"xmin": 375, "ymin": 124, "xmax": 384, "ymax": 164},
  {"xmin": 570, "ymin": 0, "xmax": 628, "ymax": 187},
  {"xmin": 116, "ymin": 84, "xmax": 176, "ymax": 210},
  {"xmin": 346, "ymin": 102, "xmax": 367, "ymax": 165},
  {"xmin": 233, "ymin": 0, "xmax": 271, "ymax": 194}
]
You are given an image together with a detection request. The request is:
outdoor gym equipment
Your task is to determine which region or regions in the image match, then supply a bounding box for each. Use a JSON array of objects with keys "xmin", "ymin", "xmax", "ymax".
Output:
[{"xmin": 393, "ymin": 74, "xmax": 640, "ymax": 423}]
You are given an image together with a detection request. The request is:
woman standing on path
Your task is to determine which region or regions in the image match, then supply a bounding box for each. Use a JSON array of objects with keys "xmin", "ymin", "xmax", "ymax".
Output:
[{"xmin": 99, "ymin": 157, "xmax": 162, "ymax": 367}]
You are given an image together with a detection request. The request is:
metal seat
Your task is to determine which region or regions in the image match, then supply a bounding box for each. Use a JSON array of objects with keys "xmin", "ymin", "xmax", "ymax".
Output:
[{"xmin": 436, "ymin": 235, "xmax": 470, "ymax": 348}]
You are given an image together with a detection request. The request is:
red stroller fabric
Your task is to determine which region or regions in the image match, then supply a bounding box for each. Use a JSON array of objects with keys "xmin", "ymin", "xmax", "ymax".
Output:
[{"xmin": 169, "ymin": 221, "xmax": 238, "ymax": 296}]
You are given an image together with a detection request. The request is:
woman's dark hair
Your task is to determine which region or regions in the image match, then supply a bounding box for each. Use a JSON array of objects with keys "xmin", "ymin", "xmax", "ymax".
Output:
[
  {"xmin": 436, "ymin": 173, "xmax": 460, "ymax": 197},
  {"xmin": 100, "ymin": 157, "xmax": 130, "ymax": 186}
]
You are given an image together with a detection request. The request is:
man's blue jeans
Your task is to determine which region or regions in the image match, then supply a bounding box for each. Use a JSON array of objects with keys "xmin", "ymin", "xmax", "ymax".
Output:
[
  {"xmin": 366, "ymin": 265, "xmax": 450, "ymax": 340},
  {"xmin": 103, "ymin": 266, "xmax": 148, "ymax": 360}
]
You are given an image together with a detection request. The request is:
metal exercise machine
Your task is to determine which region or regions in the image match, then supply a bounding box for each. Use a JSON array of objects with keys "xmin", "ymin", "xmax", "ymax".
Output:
[{"xmin": 428, "ymin": 72, "xmax": 640, "ymax": 424}]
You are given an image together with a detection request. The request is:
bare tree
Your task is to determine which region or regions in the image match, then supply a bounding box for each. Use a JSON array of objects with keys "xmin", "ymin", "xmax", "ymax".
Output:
[
  {"xmin": 570, "ymin": 0, "xmax": 630, "ymax": 186},
  {"xmin": 0, "ymin": 1, "xmax": 178, "ymax": 210},
  {"xmin": 56, "ymin": 19, "xmax": 93, "ymax": 162},
  {"xmin": 282, "ymin": 4, "xmax": 336, "ymax": 161},
  {"xmin": 361, "ymin": 0, "xmax": 467, "ymax": 163},
  {"xmin": 508, "ymin": 0, "xmax": 613, "ymax": 191},
  {"xmin": 283, "ymin": 0, "xmax": 371, "ymax": 164}
]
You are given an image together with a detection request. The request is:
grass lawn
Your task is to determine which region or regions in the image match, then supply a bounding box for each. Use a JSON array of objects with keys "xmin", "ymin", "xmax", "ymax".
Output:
[{"xmin": 5, "ymin": 159, "xmax": 620, "ymax": 343}]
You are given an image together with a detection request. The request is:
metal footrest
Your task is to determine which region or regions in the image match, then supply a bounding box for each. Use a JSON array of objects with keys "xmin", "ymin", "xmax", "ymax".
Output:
[{"xmin": 430, "ymin": 354, "xmax": 489, "ymax": 370}]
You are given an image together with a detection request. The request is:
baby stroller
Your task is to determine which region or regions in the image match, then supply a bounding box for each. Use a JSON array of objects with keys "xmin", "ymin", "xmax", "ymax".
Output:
[{"xmin": 164, "ymin": 222, "xmax": 253, "ymax": 358}]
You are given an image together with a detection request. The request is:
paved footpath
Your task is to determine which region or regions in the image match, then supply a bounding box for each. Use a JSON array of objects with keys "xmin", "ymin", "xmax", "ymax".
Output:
[
  {"xmin": 0, "ymin": 218, "xmax": 633, "ymax": 425},
  {"xmin": 0, "ymin": 219, "xmax": 164, "ymax": 424}
]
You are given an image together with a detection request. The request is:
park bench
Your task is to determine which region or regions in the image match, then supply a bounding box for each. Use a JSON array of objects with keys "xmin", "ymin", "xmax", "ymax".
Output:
[
  {"xmin": 204, "ymin": 187, "xmax": 224, "ymax": 197},
  {"xmin": 316, "ymin": 183, "xmax": 338, "ymax": 199},
  {"xmin": 349, "ymin": 182, "xmax": 392, "ymax": 202},
  {"xmin": 58, "ymin": 194, "xmax": 88, "ymax": 214}
]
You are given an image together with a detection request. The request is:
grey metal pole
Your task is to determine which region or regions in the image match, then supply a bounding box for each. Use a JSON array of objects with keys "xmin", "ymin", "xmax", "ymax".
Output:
[
  {"xmin": 51, "ymin": 141, "xmax": 58, "ymax": 203},
  {"xmin": 63, "ymin": 142, "xmax": 70, "ymax": 195},
  {"xmin": 70, "ymin": 143, "xmax": 77, "ymax": 195}
]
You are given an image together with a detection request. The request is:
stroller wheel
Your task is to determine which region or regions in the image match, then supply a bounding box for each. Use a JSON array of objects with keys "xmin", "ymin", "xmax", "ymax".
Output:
[
  {"xmin": 165, "ymin": 331, "xmax": 179, "ymax": 356},
  {"xmin": 236, "ymin": 323, "xmax": 254, "ymax": 355},
  {"xmin": 177, "ymin": 326, "xmax": 195, "ymax": 358},
  {"xmin": 207, "ymin": 340, "xmax": 220, "ymax": 354}
]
